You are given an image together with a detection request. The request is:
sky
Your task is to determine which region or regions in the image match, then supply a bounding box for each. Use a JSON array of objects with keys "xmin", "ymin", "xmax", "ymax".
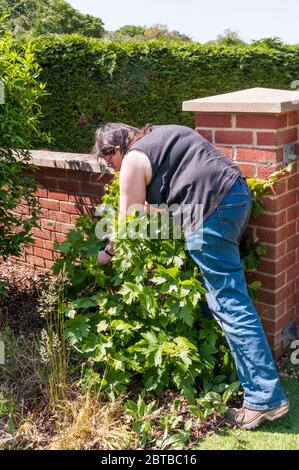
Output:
[{"xmin": 68, "ymin": 0, "xmax": 299, "ymax": 44}]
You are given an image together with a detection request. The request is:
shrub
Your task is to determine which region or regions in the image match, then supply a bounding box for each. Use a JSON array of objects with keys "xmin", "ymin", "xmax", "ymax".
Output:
[
  {"xmin": 0, "ymin": 24, "xmax": 48, "ymax": 261},
  {"xmin": 18, "ymin": 35, "xmax": 299, "ymax": 153},
  {"xmin": 53, "ymin": 178, "xmax": 235, "ymax": 403},
  {"xmin": 0, "ymin": 0, "xmax": 105, "ymax": 38},
  {"xmin": 51, "ymin": 166, "xmax": 291, "ymax": 402}
]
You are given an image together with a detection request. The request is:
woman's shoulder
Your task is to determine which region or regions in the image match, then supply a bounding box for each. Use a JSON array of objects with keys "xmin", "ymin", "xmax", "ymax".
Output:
[{"xmin": 122, "ymin": 150, "xmax": 152, "ymax": 184}]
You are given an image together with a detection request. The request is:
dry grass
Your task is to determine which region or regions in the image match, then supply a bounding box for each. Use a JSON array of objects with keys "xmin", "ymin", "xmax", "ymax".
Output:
[
  {"xmin": 0, "ymin": 329, "xmax": 136, "ymax": 450},
  {"xmin": 0, "ymin": 261, "xmax": 136, "ymax": 450},
  {"xmin": 0, "ymin": 331, "xmax": 50, "ymax": 449},
  {"xmin": 1, "ymin": 393, "xmax": 136, "ymax": 450},
  {"xmin": 49, "ymin": 394, "xmax": 135, "ymax": 450},
  {"xmin": 0, "ymin": 330, "xmax": 48, "ymax": 407}
]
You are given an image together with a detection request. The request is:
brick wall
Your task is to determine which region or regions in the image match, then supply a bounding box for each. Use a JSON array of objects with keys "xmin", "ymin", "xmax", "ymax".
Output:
[
  {"xmin": 11, "ymin": 87, "xmax": 299, "ymax": 357},
  {"xmin": 14, "ymin": 148, "xmax": 298, "ymax": 357},
  {"xmin": 14, "ymin": 153, "xmax": 113, "ymax": 271},
  {"xmin": 184, "ymin": 87, "xmax": 299, "ymax": 358},
  {"xmin": 246, "ymin": 163, "xmax": 299, "ymax": 355},
  {"xmin": 196, "ymin": 110, "xmax": 299, "ymax": 178},
  {"xmin": 194, "ymin": 111, "xmax": 299, "ymax": 356}
]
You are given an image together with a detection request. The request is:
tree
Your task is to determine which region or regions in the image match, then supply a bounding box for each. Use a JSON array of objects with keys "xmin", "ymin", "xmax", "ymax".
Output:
[
  {"xmin": 251, "ymin": 37, "xmax": 285, "ymax": 48},
  {"xmin": 144, "ymin": 24, "xmax": 192, "ymax": 42},
  {"xmin": 105, "ymin": 23, "xmax": 192, "ymax": 42},
  {"xmin": 114, "ymin": 25, "xmax": 146, "ymax": 39},
  {"xmin": 0, "ymin": 0, "xmax": 105, "ymax": 38},
  {"xmin": 0, "ymin": 22, "xmax": 48, "ymax": 268},
  {"xmin": 207, "ymin": 29, "xmax": 245, "ymax": 46}
]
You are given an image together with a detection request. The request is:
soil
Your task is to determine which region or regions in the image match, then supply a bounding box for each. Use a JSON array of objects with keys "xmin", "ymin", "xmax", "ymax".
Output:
[{"xmin": 0, "ymin": 260, "xmax": 48, "ymax": 334}]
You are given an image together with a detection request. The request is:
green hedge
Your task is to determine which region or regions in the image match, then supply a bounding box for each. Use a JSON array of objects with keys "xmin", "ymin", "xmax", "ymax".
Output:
[{"xmin": 29, "ymin": 35, "xmax": 299, "ymax": 153}]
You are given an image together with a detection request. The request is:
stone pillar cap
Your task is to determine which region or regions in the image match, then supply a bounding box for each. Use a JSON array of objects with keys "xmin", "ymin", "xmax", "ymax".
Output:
[{"xmin": 182, "ymin": 87, "xmax": 299, "ymax": 114}]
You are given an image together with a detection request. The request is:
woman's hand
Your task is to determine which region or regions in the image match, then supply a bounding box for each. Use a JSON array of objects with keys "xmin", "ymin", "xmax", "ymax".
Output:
[
  {"xmin": 144, "ymin": 201, "xmax": 151, "ymax": 213},
  {"xmin": 97, "ymin": 250, "xmax": 112, "ymax": 265},
  {"xmin": 97, "ymin": 241, "xmax": 115, "ymax": 265}
]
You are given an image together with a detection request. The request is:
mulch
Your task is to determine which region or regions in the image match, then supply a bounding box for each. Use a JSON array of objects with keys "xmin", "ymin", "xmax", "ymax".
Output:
[{"xmin": 0, "ymin": 260, "xmax": 48, "ymax": 335}]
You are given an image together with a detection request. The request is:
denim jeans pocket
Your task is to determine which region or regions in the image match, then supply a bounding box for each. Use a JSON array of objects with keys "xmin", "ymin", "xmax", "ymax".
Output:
[
  {"xmin": 218, "ymin": 198, "xmax": 249, "ymax": 209},
  {"xmin": 217, "ymin": 198, "xmax": 251, "ymax": 242}
]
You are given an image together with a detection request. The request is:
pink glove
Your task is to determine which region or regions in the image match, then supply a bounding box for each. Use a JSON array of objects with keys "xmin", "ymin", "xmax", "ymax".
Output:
[{"xmin": 97, "ymin": 250, "xmax": 113, "ymax": 265}]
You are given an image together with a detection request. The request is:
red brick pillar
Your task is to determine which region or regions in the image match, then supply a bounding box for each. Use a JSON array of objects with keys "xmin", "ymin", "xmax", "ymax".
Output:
[{"xmin": 183, "ymin": 87, "xmax": 299, "ymax": 357}]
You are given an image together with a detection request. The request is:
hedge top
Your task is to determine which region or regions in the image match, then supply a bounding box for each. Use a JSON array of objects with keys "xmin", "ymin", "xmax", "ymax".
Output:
[
  {"xmin": 20, "ymin": 35, "xmax": 299, "ymax": 153},
  {"xmin": 182, "ymin": 87, "xmax": 299, "ymax": 113}
]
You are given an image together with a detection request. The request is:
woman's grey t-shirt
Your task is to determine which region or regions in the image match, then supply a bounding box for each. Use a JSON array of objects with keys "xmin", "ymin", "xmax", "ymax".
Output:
[{"xmin": 130, "ymin": 124, "xmax": 241, "ymax": 237}]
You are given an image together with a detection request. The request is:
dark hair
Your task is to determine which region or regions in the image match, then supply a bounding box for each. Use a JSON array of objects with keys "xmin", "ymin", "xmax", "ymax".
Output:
[{"xmin": 93, "ymin": 122, "xmax": 152, "ymax": 158}]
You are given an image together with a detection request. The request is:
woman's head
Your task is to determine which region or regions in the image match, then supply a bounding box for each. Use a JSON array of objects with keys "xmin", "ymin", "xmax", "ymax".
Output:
[
  {"xmin": 93, "ymin": 123, "xmax": 139, "ymax": 171},
  {"xmin": 93, "ymin": 122, "xmax": 152, "ymax": 171}
]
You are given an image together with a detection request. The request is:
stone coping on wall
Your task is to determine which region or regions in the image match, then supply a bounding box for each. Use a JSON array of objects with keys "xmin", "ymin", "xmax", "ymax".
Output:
[
  {"xmin": 182, "ymin": 87, "xmax": 299, "ymax": 113},
  {"xmin": 29, "ymin": 150, "xmax": 114, "ymax": 175}
]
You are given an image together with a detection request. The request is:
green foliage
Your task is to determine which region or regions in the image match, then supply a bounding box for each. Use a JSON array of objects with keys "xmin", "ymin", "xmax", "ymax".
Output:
[
  {"xmin": 0, "ymin": 279, "xmax": 9, "ymax": 297},
  {"xmin": 54, "ymin": 167, "xmax": 290, "ymax": 400},
  {"xmin": 116, "ymin": 25, "xmax": 147, "ymax": 38},
  {"xmin": 107, "ymin": 25, "xmax": 147, "ymax": 42},
  {"xmin": 251, "ymin": 37, "xmax": 285, "ymax": 49},
  {"xmin": 38, "ymin": 277, "xmax": 69, "ymax": 404},
  {"xmin": 106, "ymin": 24, "xmax": 192, "ymax": 42},
  {"xmin": 125, "ymin": 393, "xmax": 158, "ymax": 446},
  {"xmin": 0, "ymin": 0, "xmax": 105, "ymax": 38},
  {"xmin": 53, "ymin": 178, "xmax": 234, "ymax": 402},
  {"xmin": 21, "ymin": 35, "xmax": 299, "ymax": 153},
  {"xmin": 143, "ymin": 24, "xmax": 192, "ymax": 42},
  {"xmin": 190, "ymin": 380, "xmax": 240, "ymax": 420},
  {"xmin": 208, "ymin": 29, "xmax": 245, "ymax": 46},
  {"xmin": 0, "ymin": 26, "xmax": 48, "ymax": 261},
  {"xmin": 52, "ymin": 169, "xmax": 289, "ymax": 402},
  {"xmin": 124, "ymin": 386, "xmax": 241, "ymax": 449},
  {"xmin": 247, "ymin": 163, "xmax": 295, "ymax": 218}
]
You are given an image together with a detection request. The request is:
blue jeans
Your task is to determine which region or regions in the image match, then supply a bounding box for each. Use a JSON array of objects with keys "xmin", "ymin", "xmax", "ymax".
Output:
[{"xmin": 186, "ymin": 176, "xmax": 288, "ymax": 410}]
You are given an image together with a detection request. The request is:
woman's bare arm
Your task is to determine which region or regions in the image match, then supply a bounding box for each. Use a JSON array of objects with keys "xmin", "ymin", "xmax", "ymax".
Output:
[{"xmin": 119, "ymin": 150, "xmax": 152, "ymax": 218}]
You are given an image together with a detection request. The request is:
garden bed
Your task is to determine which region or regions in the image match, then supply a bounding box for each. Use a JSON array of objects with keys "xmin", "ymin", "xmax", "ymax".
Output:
[
  {"xmin": 0, "ymin": 260, "xmax": 227, "ymax": 450},
  {"xmin": 1, "ymin": 259, "xmax": 297, "ymax": 450}
]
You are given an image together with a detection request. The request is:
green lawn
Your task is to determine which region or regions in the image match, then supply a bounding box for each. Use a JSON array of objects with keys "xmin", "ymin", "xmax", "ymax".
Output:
[{"xmin": 196, "ymin": 376, "xmax": 299, "ymax": 450}]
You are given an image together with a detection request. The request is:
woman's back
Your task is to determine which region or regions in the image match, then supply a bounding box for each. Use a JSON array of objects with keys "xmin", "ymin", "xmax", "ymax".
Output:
[{"xmin": 130, "ymin": 124, "xmax": 241, "ymax": 236}]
